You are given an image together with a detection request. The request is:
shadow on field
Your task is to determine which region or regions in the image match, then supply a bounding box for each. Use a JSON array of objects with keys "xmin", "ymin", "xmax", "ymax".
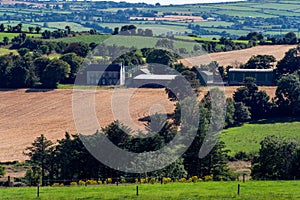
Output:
[
  {"xmin": 0, "ymin": 88, "xmax": 18, "ymax": 92},
  {"xmin": 250, "ymin": 117, "xmax": 300, "ymax": 124},
  {"xmin": 25, "ymin": 88, "xmax": 54, "ymax": 93}
]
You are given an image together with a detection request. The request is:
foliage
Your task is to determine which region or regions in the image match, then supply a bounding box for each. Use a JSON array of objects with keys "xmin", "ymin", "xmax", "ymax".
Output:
[
  {"xmin": 252, "ymin": 135, "xmax": 300, "ymax": 180},
  {"xmin": 275, "ymin": 71, "xmax": 300, "ymax": 116},
  {"xmin": 0, "ymin": 164, "xmax": 5, "ymax": 177},
  {"xmin": 276, "ymin": 47, "xmax": 300, "ymax": 79},
  {"xmin": 233, "ymin": 77, "xmax": 272, "ymax": 119},
  {"xmin": 242, "ymin": 55, "xmax": 276, "ymax": 69},
  {"xmin": 24, "ymin": 134, "xmax": 54, "ymax": 186},
  {"xmin": 41, "ymin": 59, "xmax": 70, "ymax": 88}
]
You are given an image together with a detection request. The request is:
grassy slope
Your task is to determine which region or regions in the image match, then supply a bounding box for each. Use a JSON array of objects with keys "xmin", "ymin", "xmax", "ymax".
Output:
[
  {"xmin": 1, "ymin": 181, "xmax": 300, "ymax": 199},
  {"xmin": 221, "ymin": 118, "xmax": 300, "ymax": 156}
]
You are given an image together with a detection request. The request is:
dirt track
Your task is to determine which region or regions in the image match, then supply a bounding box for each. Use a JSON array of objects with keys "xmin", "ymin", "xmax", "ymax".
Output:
[
  {"xmin": 180, "ymin": 45, "xmax": 297, "ymax": 67},
  {"xmin": 0, "ymin": 86, "xmax": 277, "ymax": 162}
]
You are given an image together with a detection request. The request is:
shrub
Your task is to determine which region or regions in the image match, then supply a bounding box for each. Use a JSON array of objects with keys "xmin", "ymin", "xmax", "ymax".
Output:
[
  {"xmin": 162, "ymin": 178, "xmax": 172, "ymax": 184},
  {"xmin": 179, "ymin": 178, "xmax": 186, "ymax": 183},
  {"xmin": 120, "ymin": 178, "xmax": 126, "ymax": 184},
  {"xmin": 70, "ymin": 182, "xmax": 77, "ymax": 186},
  {"xmin": 78, "ymin": 180, "xmax": 86, "ymax": 186},
  {"xmin": 52, "ymin": 183, "xmax": 61, "ymax": 187},
  {"xmin": 106, "ymin": 178, "xmax": 112, "ymax": 184},
  {"xmin": 204, "ymin": 175, "xmax": 213, "ymax": 181},
  {"xmin": 98, "ymin": 180, "xmax": 102, "ymax": 184},
  {"xmin": 150, "ymin": 178, "xmax": 156, "ymax": 184},
  {"xmin": 191, "ymin": 176, "xmax": 199, "ymax": 183},
  {"xmin": 86, "ymin": 180, "xmax": 98, "ymax": 185}
]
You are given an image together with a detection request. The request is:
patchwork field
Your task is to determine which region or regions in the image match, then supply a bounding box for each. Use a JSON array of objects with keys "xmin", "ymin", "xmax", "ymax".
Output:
[
  {"xmin": 181, "ymin": 44, "xmax": 297, "ymax": 67},
  {"xmin": 0, "ymin": 86, "xmax": 277, "ymax": 162}
]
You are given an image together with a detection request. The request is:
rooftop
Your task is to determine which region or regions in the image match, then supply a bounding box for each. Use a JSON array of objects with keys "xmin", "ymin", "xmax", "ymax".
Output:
[
  {"xmin": 229, "ymin": 69, "xmax": 274, "ymax": 72},
  {"xmin": 133, "ymin": 74, "xmax": 177, "ymax": 80}
]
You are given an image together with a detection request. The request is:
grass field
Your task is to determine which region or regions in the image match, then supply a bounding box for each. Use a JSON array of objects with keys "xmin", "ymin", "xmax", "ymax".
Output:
[
  {"xmin": 0, "ymin": 32, "xmax": 41, "ymax": 41},
  {"xmin": 1, "ymin": 181, "xmax": 300, "ymax": 199},
  {"xmin": 221, "ymin": 118, "xmax": 300, "ymax": 156},
  {"xmin": 49, "ymin": 34, "xmax": 110, "ymax": 43}
]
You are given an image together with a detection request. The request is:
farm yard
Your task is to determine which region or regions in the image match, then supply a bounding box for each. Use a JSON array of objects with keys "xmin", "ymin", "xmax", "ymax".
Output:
[{"xmin": 1, "ymin": 181, "xmax": 300, "ymax": 199}]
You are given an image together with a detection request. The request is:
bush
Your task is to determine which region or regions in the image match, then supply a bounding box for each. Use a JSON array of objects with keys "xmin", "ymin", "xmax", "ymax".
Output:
[
  {"xmin": 179, "ymin": 178, "xmax": 186, "ymax": 183},
  {"xmin": 86, "ymin": 180, "xmax": 98, "ymax": 185},
  {"xmin": 70, "ymin": 182, "xmax": 77, "ymax": 186},
  {"xmin": 78, "ymin": 180, "xmax": 85, "ymax": 186},
  {"xmin": 162, "ymin": 178, "xmax": 172, "ymax": 184},
  {"xmin": 120, "ymin": 178, "xmax": 126, "ymax": 184},
  {"xmin": 204, "ymin": 175, "xmax": 213, "ymax": 181},
  {"xmin": 52, "ymin": 183, "xmax": 61, "ymax": 187},
  {"xmin": 150, "ymin": 178, "xmax": 156, "ymax": 184},
  {"xmin": 106, "ymin": 178, "xmax": 112, "ymax": 184},
  {"xmin": 98, "ymin": 180, "xmax": 102, "ymax": 184}
]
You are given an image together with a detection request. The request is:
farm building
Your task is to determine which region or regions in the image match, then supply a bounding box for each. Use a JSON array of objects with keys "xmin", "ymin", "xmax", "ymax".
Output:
[
  {"xmin": 228, "ymin": 69, "xmax": 274, "ymax": 85},
  {"xmin": 86, "ymin": 63, "xmax": 125, "ymax": 86},
  {"xmin": 198, "ymin": 71, "xmax": 214, "ymax": 85},
  {"xmin": 130, "ymin": 74, "xmax": 177, "ymax": 87}
]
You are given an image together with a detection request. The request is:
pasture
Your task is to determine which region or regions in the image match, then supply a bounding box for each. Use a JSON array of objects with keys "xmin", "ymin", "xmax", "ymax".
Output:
[
  {"xmin": 221, "ymin": 118, "xmax": 300, "ymax": 156},
  {"xmin": 1, "ymin": 181, "xmax": 300, "ymax": 199}
]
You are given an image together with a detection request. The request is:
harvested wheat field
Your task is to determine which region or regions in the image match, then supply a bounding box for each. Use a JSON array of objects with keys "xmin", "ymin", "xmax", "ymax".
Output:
[
  {"xmin": 0, "ymin": 86, "xmax": 277, "ymax": 162},
  {"xmin": 180, "ymin": 45, "xmax": 297, "ymax": 67}
]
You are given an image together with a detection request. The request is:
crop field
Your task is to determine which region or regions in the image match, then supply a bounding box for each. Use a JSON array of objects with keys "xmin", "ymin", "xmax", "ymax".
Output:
[
  {"xmin": 221, "ymin": 118, "xmax": 300, "ymax": 156},
  {"xmin": 0, "ymin": 86, "xmax": 277, "ymax": 162},
  {"xmin": 180, "ymin": 44, "xmax": 296, "ymax": 67},
  {"xmin": 0, "ymin": 88, "xmax": 175, "ymax": 162},
  {"xmin": 1, "ymin": 181, "xmax": 300, "ymax": 199}
]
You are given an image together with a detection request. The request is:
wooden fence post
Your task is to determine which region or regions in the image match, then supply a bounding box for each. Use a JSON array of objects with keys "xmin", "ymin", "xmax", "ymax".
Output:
[
  {"xmin": 136, "ymin": 185, "xmax": 139, "ymax": 196},
  {"xmin": 237, "ymin": 184, "xmax": 240, "ymax": 195},
  {"xmin": 37, "ymin": 184, "xmax": 40, "ymax": 198}
]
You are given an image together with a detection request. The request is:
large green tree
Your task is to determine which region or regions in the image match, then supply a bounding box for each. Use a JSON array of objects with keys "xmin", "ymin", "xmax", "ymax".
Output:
[
  {"xmin": 41, "ymin": 59, "xmax": 70, "ymax": 88},
  {"xmin": 233, "ymin": 77, "xmax": 271, "ymax": 119},
  {"xmin": 276, "ymin": 47, "xmax": 300, "ymax": 78},
  {"xmin": 242, "ymin": 55, "xmax": 276, "ymax": 69},
  {"xmin": 60, "ymin": 53, "xmax": 83, "ymax": 83},
  {"xmin": 252, "ymin": 135, "xmax": 299, "ymax": 180}
]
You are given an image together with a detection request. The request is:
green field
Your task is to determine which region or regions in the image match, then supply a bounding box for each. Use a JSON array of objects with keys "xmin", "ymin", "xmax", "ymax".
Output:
[
  {"xmin": 49, "ymin": 34, "xmax": 110, "ymax": 43},
  {"xmin": 1, "ymin": 181, "xmax": 300, "ymax": 199},
  {"xmin": 221, "ymin": 118, "xmax": 300, "ymax": 156},
  {"xmin": 0, "ymin": 32, "xmax": 41, "ymax": 41},
  {"xmin": 51, "ymin": 35, "xmax": 198, "ymax": 52}
]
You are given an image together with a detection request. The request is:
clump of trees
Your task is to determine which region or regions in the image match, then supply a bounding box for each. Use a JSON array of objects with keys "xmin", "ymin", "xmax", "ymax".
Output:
[{"xmin": 252, "ymin": 135, "xmax": 300, "ymax": 180}]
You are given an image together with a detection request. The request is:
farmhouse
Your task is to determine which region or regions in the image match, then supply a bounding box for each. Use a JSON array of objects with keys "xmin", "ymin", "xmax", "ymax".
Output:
[
  {"xmin": 86, "ymin": 63, "xmax": 125, "ymax": 85},
  {"xmin": 228, "ymin": 68, "xmax": 274, "ymax": 85}
]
